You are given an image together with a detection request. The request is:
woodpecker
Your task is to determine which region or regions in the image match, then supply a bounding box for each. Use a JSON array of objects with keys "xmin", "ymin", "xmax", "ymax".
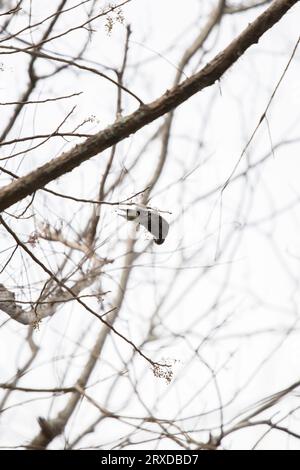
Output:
[{"xmin": 117, "ymin": 204, "xmax": 169, "ymax": 245}]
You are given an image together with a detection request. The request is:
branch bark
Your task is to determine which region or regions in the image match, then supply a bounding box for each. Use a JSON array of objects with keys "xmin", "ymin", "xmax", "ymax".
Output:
[
  {"xmin": 0, "ymin": 0, "xmax": 297, "ymax": 212},
  {"xmin": 28, "ymin": 245, "xmax": 136, "ymax": 449}
]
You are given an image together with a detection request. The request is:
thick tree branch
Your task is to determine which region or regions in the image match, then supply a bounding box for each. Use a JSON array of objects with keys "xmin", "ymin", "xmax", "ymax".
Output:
[
  {"xmin": 0, "ymin": 0, "xmax": 298, "ymax": 212},
  {"xmin": 0, "ymin": 273, "xmax": 101, "ymax": 325}
]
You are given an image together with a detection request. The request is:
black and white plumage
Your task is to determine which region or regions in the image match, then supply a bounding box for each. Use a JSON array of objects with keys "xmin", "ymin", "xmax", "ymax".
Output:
[{"xmin": 117, "ymin": 204, "xmax": 169, "ymax": 245}]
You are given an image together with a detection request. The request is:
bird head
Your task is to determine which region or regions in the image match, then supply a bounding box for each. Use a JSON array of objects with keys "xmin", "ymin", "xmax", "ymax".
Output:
[{"xmin": 117, "ymin": 204, "xmax": 169, "ymax": 245}]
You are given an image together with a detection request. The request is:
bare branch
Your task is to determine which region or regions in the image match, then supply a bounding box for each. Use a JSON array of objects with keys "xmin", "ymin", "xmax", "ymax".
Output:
[{"xmin": 0, "ymin": 0, "xmax": 297, "ymax": 212}]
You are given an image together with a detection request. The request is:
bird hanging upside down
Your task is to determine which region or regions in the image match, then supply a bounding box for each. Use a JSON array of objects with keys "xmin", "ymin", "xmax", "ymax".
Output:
[{"xmin": 117, "ymin": 204, "xmax": 169, "ymax": 245}]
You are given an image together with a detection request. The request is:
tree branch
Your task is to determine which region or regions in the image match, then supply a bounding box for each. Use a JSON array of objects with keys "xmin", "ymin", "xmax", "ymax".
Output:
[
  {"xmin": 0, "ymin": 273, "xmax": 101, "ymax": 325},
  {"xmin": 0, "ymin": 0, "xmax": 298, "ymax": 212}
]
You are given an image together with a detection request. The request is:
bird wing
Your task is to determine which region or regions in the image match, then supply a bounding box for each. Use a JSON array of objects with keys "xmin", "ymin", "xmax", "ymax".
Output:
[{"xmin": 138, "ymin": 209, "xmax": 169, "ymax": 244}]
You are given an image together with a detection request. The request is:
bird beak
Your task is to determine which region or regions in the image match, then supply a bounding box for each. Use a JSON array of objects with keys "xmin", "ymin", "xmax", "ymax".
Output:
[{"xmin": 116, "ymin": 208, "xmax": 127, "ymax": 218}]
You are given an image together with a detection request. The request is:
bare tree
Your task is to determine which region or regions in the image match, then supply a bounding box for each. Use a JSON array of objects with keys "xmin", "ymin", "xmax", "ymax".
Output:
[{"xmin": 0, "ymin": 0, "xmax": 300, "ymax": 450}]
